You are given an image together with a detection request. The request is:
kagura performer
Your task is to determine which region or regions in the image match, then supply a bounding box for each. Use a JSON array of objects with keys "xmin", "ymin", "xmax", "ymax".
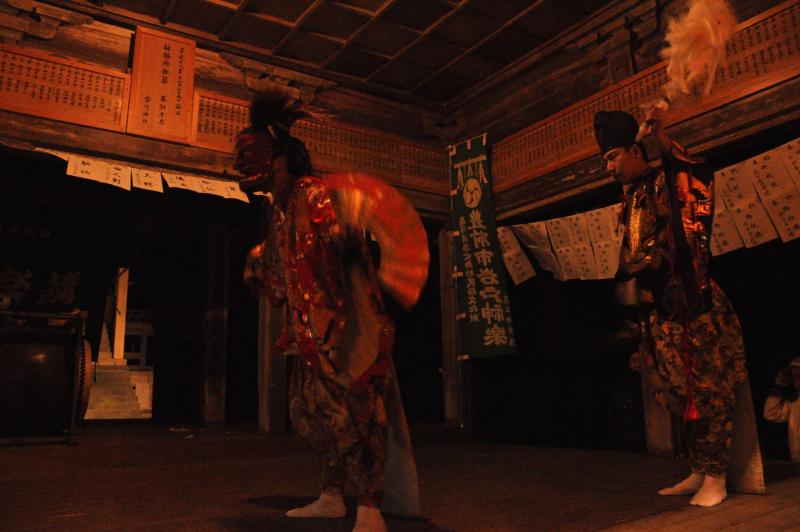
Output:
[
  {"xmin": 594, "ymin": 106, "xmax": 747, "ymax": 507},
  {"xmin": 234, "ymin": 89, "xmax": 428, "ymax": 532}
]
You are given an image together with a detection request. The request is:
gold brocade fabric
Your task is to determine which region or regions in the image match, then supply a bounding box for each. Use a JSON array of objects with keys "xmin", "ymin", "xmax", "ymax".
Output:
[
  {"xmin": 619, "ymin": 168, "xmax": 713, "ymax": 318},
  {"xmin": 622, "ymin": 162, "xmax": 747, "ymax": 451},
  {"xmin": 259, "ymin": 176, "xmax": 396, "ymax": 504}
]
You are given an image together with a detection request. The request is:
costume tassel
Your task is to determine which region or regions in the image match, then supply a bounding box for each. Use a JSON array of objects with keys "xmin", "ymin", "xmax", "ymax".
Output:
[
  {"xmin": 681, "ymin": 321, "xmax": 701, "ymax": 421},
  {"xmin": 684, "ymin": 397, "xmax": 701, "ymax": 421}
]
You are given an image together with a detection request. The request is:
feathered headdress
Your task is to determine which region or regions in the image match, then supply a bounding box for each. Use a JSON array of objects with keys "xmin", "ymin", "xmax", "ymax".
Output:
[
  {"xmin": 660, "ymin": 0, "xmax": 737, "ymax": 100},
  {"xmin": 249, "ymin": 88, "xmax": 311, "ymax": 139}
]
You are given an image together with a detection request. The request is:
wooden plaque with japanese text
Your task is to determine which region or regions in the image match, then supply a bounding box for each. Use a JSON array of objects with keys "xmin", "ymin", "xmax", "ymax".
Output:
[
  {"xmin": 0, "ymin": 45, "xmax": 129, "ymax": 132},
  {"xmin": 189, "ymin": 90, "xmax": 249, "ymax": 152},
  {"xmin": 126, "ymin": 26, "xmax": 195, "ymax": 143}
]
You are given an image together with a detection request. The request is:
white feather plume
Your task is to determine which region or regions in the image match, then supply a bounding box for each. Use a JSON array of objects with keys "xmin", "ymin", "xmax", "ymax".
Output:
[{"xmin": 660, "ymin": 0, "xmax": 737, "ymax": 100}]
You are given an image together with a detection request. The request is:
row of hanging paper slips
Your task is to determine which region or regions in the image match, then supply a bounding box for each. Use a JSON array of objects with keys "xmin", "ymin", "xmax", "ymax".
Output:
[
  {"xmin": 497, "ymin": 137, "xmax": 800, "ymax": 285},
  {"xmin": 35, "ymin": 148, "xmax": 250, "ymax": 202}
]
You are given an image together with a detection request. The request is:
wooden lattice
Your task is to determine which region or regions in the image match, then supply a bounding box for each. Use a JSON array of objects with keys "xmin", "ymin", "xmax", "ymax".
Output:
[
  {"xmin": 187, "ymin": 91, "xmax": 447, "ymax": 194},
  {"xmin": 189, "ymin": 90, "xmax": 250, "ymax": 151},
  {"xmin": 492, "ymin": 1, "xmax": 800, "ymax": 193}
]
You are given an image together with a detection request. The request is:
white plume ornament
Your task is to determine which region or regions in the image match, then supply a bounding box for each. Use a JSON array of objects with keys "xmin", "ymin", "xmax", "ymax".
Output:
[{"xmin": 660, "ymin": 0, "xmax": 737, "ymax": 100}]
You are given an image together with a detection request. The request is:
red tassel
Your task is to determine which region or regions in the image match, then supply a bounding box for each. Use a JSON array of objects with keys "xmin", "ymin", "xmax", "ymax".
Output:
[
  {"xmin": 680, "ymin": 319, "xmax": 700, "ymax": 422},
  {"xmin": 684, "ymin": 399, "xmax": 700, "ymax": 421}
]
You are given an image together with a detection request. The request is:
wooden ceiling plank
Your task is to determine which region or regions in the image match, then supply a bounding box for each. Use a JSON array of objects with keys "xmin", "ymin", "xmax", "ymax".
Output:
[
  {"xmin": 364, "ymin": 0, "xmax": 470, "ymax": 82},
  {"xmin": 320, "ymin": 0, "xmax": 397, "ymax": 69},
  {"xmin": 448, "ymin": 0, "xmax": 649, "ymax": 109},
  {"xmin": 217, "ymin": 0, "xmax": 254, "ymax": 41},
  {"xmin": 408, "ymin": 0, "xmax": 547, "ymax": 93},
  {"xmin": 330, "ymin": 1, "xmax": 373, "ymax": 16},
  {"xmin": 36, "ymin": 0, "xmax": 446, "ymax": 110},
  {"xmin": 271, "ymin": 0, "xmax": 327, "ymax": 53},
  {"xmin": 159, "ymin": 0, "xmax": 180, "ymax": 24},
  {"xmin": 304, "ymin": 30, "xmax": 346, "ymax": 44},
  {"xmin": 248, "ymin": 11, "xmax": 295, "ymax": 27}
]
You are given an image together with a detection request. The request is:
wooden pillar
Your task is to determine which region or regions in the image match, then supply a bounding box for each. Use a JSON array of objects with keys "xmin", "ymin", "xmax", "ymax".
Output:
[
  {"xmin": 257, "ymin": 296, "xmax": 287, "ymax": 434},
  {"xmin": 201, "ymin": 226, "xmax": 230, "ymax": 423},
  {"xmin": 438, "ymin": 227, "xmax": 459, "ymax": 424},
  {"xmin": 110, "ymin": 267, "xmax": 128, "ymax": 365}
]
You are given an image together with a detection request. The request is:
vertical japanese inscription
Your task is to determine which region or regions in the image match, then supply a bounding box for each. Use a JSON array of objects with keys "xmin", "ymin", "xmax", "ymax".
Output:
[
  {"xmin": 449, "ymin": 135, "xmax": 516, "ymax": 359},
  {"xmin": 189, "ymin": 90, "xmax": 249, "ymax": 152},
  {"xmin": 0, "ymin": 45, "xmax": 128, "ymax": 131},
  {"xmin": 127, "ymin": 27, "xmax": 195, "ymax": 142}
]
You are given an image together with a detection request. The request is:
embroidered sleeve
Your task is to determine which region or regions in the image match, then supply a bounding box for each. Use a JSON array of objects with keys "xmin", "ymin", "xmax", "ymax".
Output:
[{"xmin": 304, "ymin": 183, "xmax": 340, "ymax": 240}]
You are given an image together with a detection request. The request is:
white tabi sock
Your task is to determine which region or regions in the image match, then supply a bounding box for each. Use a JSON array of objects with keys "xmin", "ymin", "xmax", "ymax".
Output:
[
  {"xmin": 352, "ymin": 505, "xmax": 387, "ymax": 532},
  {"xmin": 286, "ymin": 491, "xmax": 346, "ymax": 518}
]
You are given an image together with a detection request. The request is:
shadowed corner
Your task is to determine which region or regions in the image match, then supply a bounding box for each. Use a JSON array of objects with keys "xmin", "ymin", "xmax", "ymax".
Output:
[
  {"xmin": 241, "ymin": 495, "xmax": 455, "ymax": 531},
  {"xmin": 763, "ymin": 460, "xmax": 800, "ymax": 484}
]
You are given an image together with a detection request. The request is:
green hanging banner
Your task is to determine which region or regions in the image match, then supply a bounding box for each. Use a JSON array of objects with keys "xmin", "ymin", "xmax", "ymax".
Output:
[{"xmin": 449, "ymin": 134, "xmax": 515, "ymax": 359}]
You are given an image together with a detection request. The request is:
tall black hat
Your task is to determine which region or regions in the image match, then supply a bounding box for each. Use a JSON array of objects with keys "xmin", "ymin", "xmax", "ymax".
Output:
[
  {"xmin": 593, "ymin": 111, "xmax": 639, "ymax": 155},
  {"xmin": 248, "ymin": 89, "xmax": 314, "ymax": 176},
  {"xmin": 249, "ymin": 89, "xmax": 310, "ymax": 139}
]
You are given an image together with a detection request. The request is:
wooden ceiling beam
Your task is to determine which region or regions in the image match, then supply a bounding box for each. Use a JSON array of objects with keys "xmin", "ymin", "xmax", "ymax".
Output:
[
  {"xmin": 248, "ymin": 12, "xmax": 295, "ymax": 27},
  {"xmin": 446, "ymin": 0, "xmax": 650, "ymax": 109},
  {"xmin": 330, "ymin": 1, "xmax": 373, "ymax": 16},
  {"xmin": 159, "ymin": 0, "xmax": 180, "ymax": 24},
  {"xmin": 271, "ymin": 0, "xmax": 326, "ymax": 53},
  {"xmin": 35, "ymin": 0, "xmax": 445, "ymax": 111},
  {"xmin": 305, "ymin": 29, "xmax": 346, "ymax": 44},
  {"xmin": 408, "ymin": 0, "xmax": 547, "ymax": 94},
  {"xmin": 364, "ymin": 0, "xmax": 471, "ymax": 82},
  {"xmin": 320, "ymin": 0, "xmax": 397, "ymax": 68},
  {"xmin": 217, "ymin": 0, "xmax": 254, "ymax": 41}
]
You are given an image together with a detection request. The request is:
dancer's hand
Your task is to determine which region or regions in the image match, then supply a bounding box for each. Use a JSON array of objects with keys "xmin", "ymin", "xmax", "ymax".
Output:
[{"xmin": 243, "ymin": 243, "xmax": 265, "ymax": 295}]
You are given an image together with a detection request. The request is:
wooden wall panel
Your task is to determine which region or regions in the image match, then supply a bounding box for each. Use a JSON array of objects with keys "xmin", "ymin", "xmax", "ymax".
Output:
[
  {"xmin": 492, "ymin": 1, "xmax": 800, "ymax": 194},
  {"xmin": 293, "ymin": 120, "xmax": 448, "ymax": 195},
  {"xmin": 186, "ymin": 89, "xmax": 448, "ymax": 195},
  {"xmin": 0, "ymin": 45, "xmax": 129, "ymax": 131},
  {"xmin": 189, "ymin": 90, "xmax": 249, "ymax": 151}
]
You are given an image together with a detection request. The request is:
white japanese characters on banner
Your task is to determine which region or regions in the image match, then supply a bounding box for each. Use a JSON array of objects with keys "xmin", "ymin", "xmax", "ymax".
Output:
[{"xmin": 450, "ymin": 135, "xmax": 515, "ymax": 359}]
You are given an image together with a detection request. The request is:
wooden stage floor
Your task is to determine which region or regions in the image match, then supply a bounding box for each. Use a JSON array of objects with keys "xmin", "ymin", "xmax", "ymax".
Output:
[{"xmin": 1, "ymin": 423, "xmax": 798, "ymax": 531}]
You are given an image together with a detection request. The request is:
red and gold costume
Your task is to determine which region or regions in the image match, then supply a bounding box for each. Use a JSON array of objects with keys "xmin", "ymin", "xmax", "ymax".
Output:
[
  {"xmin": 620, "ymin": 149, "xmax": 747, "ymax": 476},
  {"xmin": 258, "ymin": 175, "xmax": 417, "ymax": 511}
]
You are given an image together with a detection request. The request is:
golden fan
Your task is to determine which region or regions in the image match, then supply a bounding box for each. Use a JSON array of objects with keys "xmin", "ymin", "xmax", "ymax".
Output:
[{"xmin": 325, "ymin": 173, "xmax": 430, "ymax": 310}]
